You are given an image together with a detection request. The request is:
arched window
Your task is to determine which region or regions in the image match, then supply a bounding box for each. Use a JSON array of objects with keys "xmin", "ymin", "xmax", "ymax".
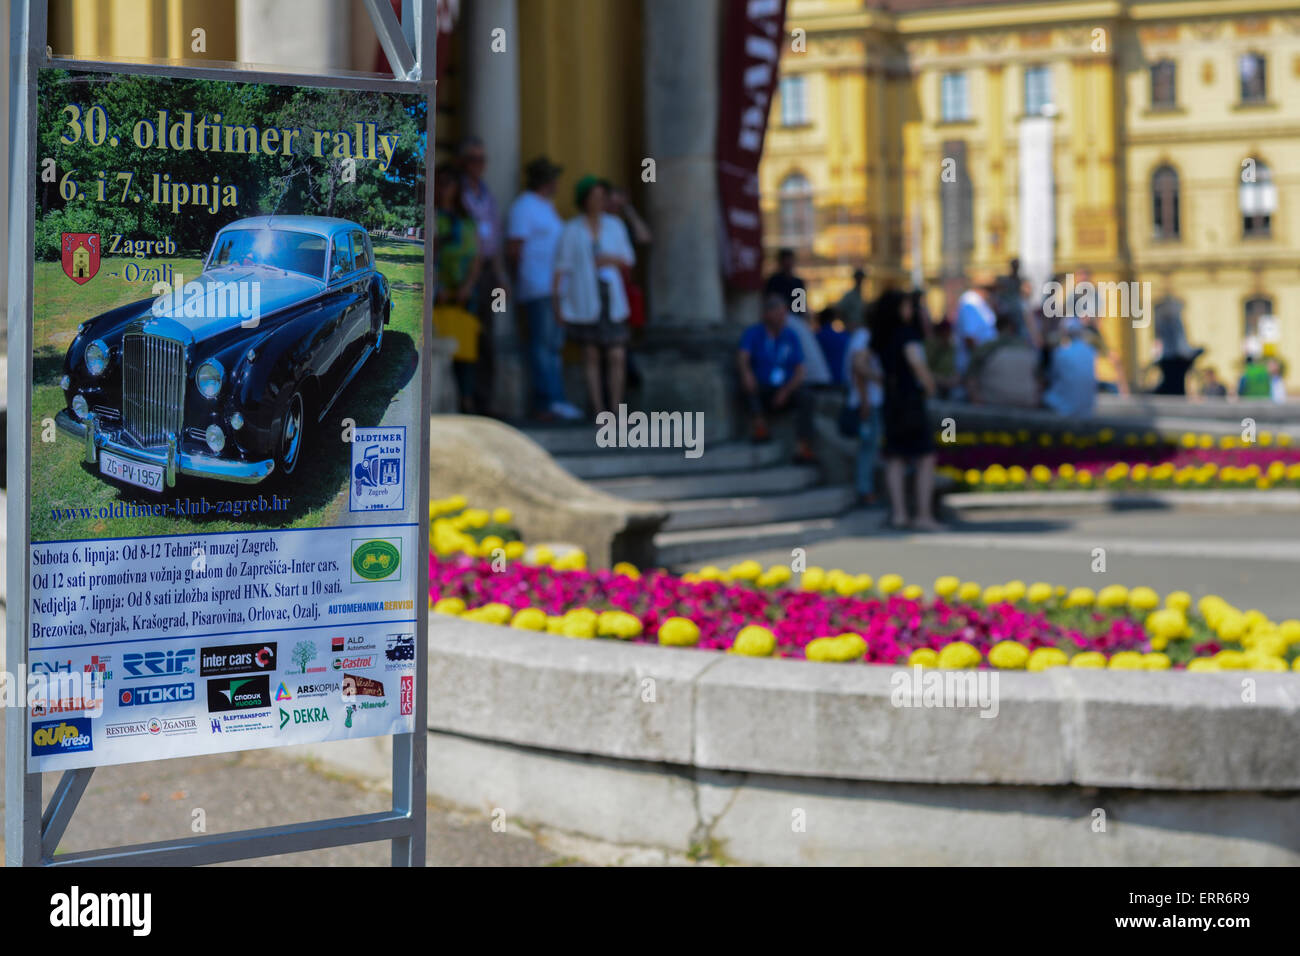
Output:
[
  {"xmin": 778, "ymin": 173, "xmax": 815, "ymax": 247},
  {"xmin": 1239, "ymin": 159, "xmax": 1275, "ymax": 238},
  {"xmin": 1152, "ymin": 166, "xmax": 1180, "ymax": 239}
]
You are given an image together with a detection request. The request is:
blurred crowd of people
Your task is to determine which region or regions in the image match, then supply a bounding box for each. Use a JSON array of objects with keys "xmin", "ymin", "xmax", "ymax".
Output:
[
  {"xmin": 736, "ymin": 250, "xmax": 1292, "ymax": 529},
  {"xmin": 432, "ymin": 137, "xmax": 651, "ymax": 421}
]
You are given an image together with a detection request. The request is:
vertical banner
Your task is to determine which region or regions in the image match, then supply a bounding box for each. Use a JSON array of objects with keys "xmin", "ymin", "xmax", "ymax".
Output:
[
  {"xmin": 1018, "ymin": 115, "xmax": 1055, "ymax": 300},
  {"xmin": 716, "ymin": 0, "xmax": 787, "ymax": 290},
  {"xmin": 26, "ymin": 69, "xmax": 427, "ymax": 771}
]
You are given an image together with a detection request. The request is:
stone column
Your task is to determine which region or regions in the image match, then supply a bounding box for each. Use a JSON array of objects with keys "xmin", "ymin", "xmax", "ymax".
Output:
[
  {"xmin": 639, "ymin": 0, "xmax": 738, "ymax": 439},
  {"xmin": 643, "ymin": 0, "xmax": 724, "ymax": 328},
  {"xmin": 462, "ymin": 0, "xmax": 525, "ymax": 419},
  {"xmin": 236, "ymin": 0, "xmax": 348, "ymax": 72}
]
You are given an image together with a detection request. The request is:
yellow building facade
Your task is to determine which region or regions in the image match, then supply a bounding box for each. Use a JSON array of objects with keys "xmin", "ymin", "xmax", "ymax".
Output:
[{"xmin": 762, "ymin": 0, "xmax": 1300, "ymax": 389}]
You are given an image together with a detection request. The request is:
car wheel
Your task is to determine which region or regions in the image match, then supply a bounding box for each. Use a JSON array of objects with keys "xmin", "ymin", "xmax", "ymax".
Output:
[{"xmin": 278, "ymin": 391, "xmax": 306, "ymax": 476}]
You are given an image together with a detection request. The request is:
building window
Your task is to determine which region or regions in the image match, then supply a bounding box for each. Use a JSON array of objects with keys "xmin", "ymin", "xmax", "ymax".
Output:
[
  {"xmin": 1024, "ymin": 65, "xmax": 1052, "ymax": 116},
  {"xmin": 1244, "ymin": 296, "xmax": 1274, "ymax": 347},
  {"xmin": 1152, "ymin": 166, "xmax": 1180, "ymax": 239},
  {"xmin": 1239, "ymin": 159, "xmax": 1274, "ymax": 238},
  {"xmin": 939, "ymin": 140, "xmax": 973, "ymax": 276},
  {"xmin": 1239, "ymin": 52, "xmax": 1266, "ymax": 103},
  {"xmin": 941, "ymin": 71, "xmax": 970, "ymax": 122},
  {"xmin": 778, "ymin": 172, "xmax": 815, "ymax": 247},
  {"xmin": 779, "ymin": 75, "xmax": 809, "ymax": 127},
  {"xmin": 1150, "ymin": 60, "xmax": 1177, "ymax": 108}
]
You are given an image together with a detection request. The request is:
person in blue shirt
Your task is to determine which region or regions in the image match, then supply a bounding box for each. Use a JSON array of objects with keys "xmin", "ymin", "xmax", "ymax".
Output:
[
  {"xmin": 738, "ymin": 294, "xmax": 816, "ymax": 461},
  {"xmin": 1042, "ymin": 318, "xmax": 1098, "ymax": 418},
  {"xmin": 813, "ymin": 306, "xmax": 849, "ymax": 387}
]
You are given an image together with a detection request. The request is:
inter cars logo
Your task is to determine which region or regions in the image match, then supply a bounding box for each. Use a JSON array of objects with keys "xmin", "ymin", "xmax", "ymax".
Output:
[
  {"xmin": 31, "ymin": 718, "xmax": 93, "ymax": 756},
  {"xmin": 200, "ymin": 643, "xmax": 277, "ymax": 677},
  {"xmin": 351, "ymin": 539, "xmax": 400, "ymax": 581}
]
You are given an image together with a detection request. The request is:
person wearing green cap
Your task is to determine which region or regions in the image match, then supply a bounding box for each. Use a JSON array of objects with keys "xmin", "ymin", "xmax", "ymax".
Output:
[{"xmin": 553, "ymin": 175, "xmax": 636, "ymax": 415}]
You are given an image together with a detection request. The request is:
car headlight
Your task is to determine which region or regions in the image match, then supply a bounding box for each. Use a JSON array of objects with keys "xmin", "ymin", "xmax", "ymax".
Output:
[
  {"xmin": 196, "ymin": 359, "xmax": 224, "ymax": 399},
  {"xmin": 229, "ymin": 412, "xmax": 244, "ymax": 431},
  {"xmin": 72, "ymin": 394, "xmax": 89, "ymax": 420},
  {"xmin": 60, "ymin": 374, "xmax": 71, "ymax": 391},
  {"xmin": 84, "ymin": 340, "xmax": 109, "ymax": 377},
  {"xmin": 204, "ymin": 424, "xmax": 226, "ymax": 453}
]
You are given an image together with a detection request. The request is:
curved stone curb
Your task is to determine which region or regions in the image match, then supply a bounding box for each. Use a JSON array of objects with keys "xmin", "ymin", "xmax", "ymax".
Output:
[
  {"xmin": 943, "ymin": 489, "xmax": 1300, "ymax": 512},
  {"xmin": 427, "ymin": 617, "xmax": 1300, "ymax": 791}
]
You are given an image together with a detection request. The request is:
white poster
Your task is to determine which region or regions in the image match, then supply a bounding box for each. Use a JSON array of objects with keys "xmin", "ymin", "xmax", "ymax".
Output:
[{"xmin": 1019, "ymin": 115, "xmax": 1056, "ymax": 300}]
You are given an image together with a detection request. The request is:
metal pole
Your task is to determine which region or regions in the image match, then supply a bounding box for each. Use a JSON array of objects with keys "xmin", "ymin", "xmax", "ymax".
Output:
[
  {"xmin": 391, "ymin": 0, "xmax": 434, "ymax": 868},
  {"xmin": 6, "ymin": 0, "xmax": 46, "ymax": 868}
]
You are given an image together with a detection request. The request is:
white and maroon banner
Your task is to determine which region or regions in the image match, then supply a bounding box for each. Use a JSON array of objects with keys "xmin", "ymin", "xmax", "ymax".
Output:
[{"xmin": 717, "ymin": 0, "xmax": 787, "ymax": 290}]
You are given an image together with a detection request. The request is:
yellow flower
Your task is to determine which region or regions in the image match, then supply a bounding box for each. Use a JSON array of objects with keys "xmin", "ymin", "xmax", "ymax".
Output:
[
  {"xmin": 1279, "ymin": 620, "xmax": 1300, "ymax": 646},
  {"xmin": 477, "ymin": 534, "xmax": 505, "ymax": 558},
  {"xmin": 1187, "ymin": 657, "xmax": 1220, "ymax": 673},
  {"xmin": 1145, "ymin": 608, "xmax": 1188, "ymax": 642},
  {"xmin": 1245, "ymin": 654, "xmax": 1288, "ymax": 672},
  {"xmin": 988, "ymin": 640, "xmax": 1029, "ymax": 669},
  {"xmin": 597, "ymin": 610, "xmax": 643, "ymax": 639},
  {"xmin": 936, "ymin": 641, "xmax": 981, "ymax": 669},
  {"xmin": 1064, "ymin": 587, "xmax": 1095, "ymax": 609},
  {"xmin": 1075, "ymin": 470, "xmax": 1093, "ymax": 486},
  {"xmin": 1058, "ymin": 463, "xmax": 1076, "ymax": 479},
  {"xmin": 934, "ymin": 575, "xmax": 960, "ymax": 598},
  {"xmin": 504, "ymin": 540, "xmax": 526, "ymax": 560},
  {"xmin": 1027, "ymin": 647, "xmax": 1069, "ymax": 671},
  {"xmin": 1026, "ymin": 582, "xmax": 1054, "ymax": 604},
  {"xmin": 1213, "ymin": 649, "xmax": 1247, "ymax": 670},
  {"xmin": 510, "ymin": 607, "xmax": 548, "ymax": 630},
  {"xmin": 697, "ymin": 565, "xmax": 727, "ymax": 582},
  {"xmin": 964, "ymin": 469, "xmax": 982, "ymax": 485},
  {"xmin": 982, "ymin": 585, "xmax": 1006, "ymax": 606},
  {"xmin": 957, "ymin": 581, "xmax": 982, "ymax": 603},
  {"xmin": 1128, "ymin": 586, "xmax": 1160, "ymax": 611},
  {"xmin": 531, "ymin": 545, "xmax": 556, "ymax": 566},
  {"xmin": 561, "ymin": 615, "xmax": 597, "ymax": 639},
  {"xmin": 902, "ymin": 584, "xmax": 924, "ymax": 601},
  {"xmin": 1008, "ymin": 466, "xmax": 1028, "ymax": 484},
  {"xmin": 1107, "ymin": 651, "xmax": 1145, "ymax": 670},
  {"xmin": 1097, "ymin": 584, "xmax": 1129, "ymax": 608},
  {"xmin": 801, "ymin": 567, "xmax": 827, "ymax": 591},
  {"xmin": 728, "ymin": 559, "xmax": 763, "ymax": 581},
  {"xmin": 432, "ymin": 597, "xmax": 466, "ymax": 615},
  {"xmin": 491, "ymin": 507, "xmax": 513, "ymax": 525},
  {"xmin": 1142, "ymin": 652, "xmax": 1172, "ymax": 671},
  {"xmin": 1131, "ymin": 463, "xmax": 1149, "ymax": 482},
  {"xmin": 1001, "ymin": 580, "xmax": 1026, "ymax": 602},
  {"xmin": 1031, "ymin": 464, "xmax": 1053, "ymax": 483},
  {"xmin": 612, "ymin": 561, "xmax": 642, "ymax": 579},
  {"xmin": 908, "ymin": 647, "xmax": 939, "ymax": 667},
  {"xmin": 1165, "ymin": 590, "xmax": 1192, "ymax": 611},
  {"xmin": 658, "ymin": 616, "xmax": 700, "ymax": 646},
  {"xmin": 1069, "ymin": 652, "xmax": 1106, "ymax": 668},
  {"xmin": 757, "ymin": 565, "xmax": 793, "ymax": 588},
  {"xmin": 462, "ymin": 508, "xmax": 490, "ymax": 529},
  {"xmin": 878, "ymin": 573, "xmax": 904, "ymax": 595},
  {"xmin": 806, "ymin": 633, "xmax": 867, "ymax": 662},
  {"xmin": 733, "ymin": 625, "xmax": 776, "ymax": 657}
]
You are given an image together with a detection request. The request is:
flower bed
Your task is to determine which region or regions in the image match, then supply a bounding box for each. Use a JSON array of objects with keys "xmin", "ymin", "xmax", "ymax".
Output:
[
  {"xmin": 428, "ymin": 499, "xmax": 1300, "ymax": 673},
  {"xmin": 936, "ymin": 428, "xmax": 1300, "ymax": 491}
]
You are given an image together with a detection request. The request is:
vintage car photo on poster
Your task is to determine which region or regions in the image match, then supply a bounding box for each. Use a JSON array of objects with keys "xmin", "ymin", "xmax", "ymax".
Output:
[
  {"xmin": 56, "ymin": 216, "xmax": 392, "ymax": 492},
  {"xmin": 30, "ymin": 70, "xmax": 426, "ymax": 542}
]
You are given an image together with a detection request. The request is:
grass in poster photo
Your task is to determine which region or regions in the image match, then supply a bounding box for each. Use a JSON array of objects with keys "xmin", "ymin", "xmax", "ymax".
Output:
[{"xmin": 29, "ymin": 70, "xmax": 427, "ymax": 543}]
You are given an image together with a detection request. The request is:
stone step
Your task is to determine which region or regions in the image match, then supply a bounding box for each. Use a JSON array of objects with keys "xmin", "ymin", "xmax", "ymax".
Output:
[
  {"xmin": 556, "ymin": 441, "xmax": 787, "ymax": 480},
  {"xmin": 592, "ymin": 464, "xmax": 821, "ymax": 501},
  {"xmin": 654, "ymin": 511, "xmax": 885, "ymax": 568},
  {"xmin": 660, "ymin": 485, "xmax": 856, "ymax": 532}
]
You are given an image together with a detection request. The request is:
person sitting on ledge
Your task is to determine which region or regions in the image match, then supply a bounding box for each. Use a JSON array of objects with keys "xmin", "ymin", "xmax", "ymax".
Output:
[
  {"xmin": 965, "ymin": 311, "xmax": 1040, "ymax": 408},
  {"xmin": 737, "ymin": 294, "xmax": 817, "ymax": 463},
  {"xmin": 1042, "ymin": 317, "xmax": 1098, "ymax": 418}
]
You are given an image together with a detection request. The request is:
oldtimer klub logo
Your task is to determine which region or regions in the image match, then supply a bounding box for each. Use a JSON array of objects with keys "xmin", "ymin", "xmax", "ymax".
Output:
[{"xmin": 61, "ymin": 232, "xmax": 100, "ymax": 284}]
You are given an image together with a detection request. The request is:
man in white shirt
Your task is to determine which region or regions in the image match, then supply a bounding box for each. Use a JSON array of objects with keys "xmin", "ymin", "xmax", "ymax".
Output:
[
  {"xmin": 507, "ymin": 157, "xmax": 580, "ymax": 421},
  {"xmin": 954, "ymin": 274, "xmax": 998, "ymax": 396}
]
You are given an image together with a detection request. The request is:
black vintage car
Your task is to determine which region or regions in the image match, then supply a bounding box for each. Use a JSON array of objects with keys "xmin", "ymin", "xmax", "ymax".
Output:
[{"xmin": 56, "ymin": 216, "xmax": 391, "ymax": 491}]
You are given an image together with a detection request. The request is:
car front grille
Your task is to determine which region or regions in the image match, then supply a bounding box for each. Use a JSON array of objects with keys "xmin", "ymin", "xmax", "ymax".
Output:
[{"xmin": 122, "ymin": 332, "xmax": 185, "ymax": 447}]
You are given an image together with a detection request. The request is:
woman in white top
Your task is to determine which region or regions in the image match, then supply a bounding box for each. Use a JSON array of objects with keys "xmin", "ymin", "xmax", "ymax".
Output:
[{"xmin": 553, "ymin": 176, "xmax": 635, "ymax": 415}]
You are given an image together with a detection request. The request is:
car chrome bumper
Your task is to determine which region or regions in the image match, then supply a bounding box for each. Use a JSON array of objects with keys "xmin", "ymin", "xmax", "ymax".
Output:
[{"xmin": 56, "ymin": 409, "xmax": 275, "ymax": 487}]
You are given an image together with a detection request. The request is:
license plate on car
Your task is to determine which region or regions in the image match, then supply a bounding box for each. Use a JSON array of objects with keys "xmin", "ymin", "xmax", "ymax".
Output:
[{"xmin": 100, "ymin": 451, "xmax": 165, "ymax": 492}]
